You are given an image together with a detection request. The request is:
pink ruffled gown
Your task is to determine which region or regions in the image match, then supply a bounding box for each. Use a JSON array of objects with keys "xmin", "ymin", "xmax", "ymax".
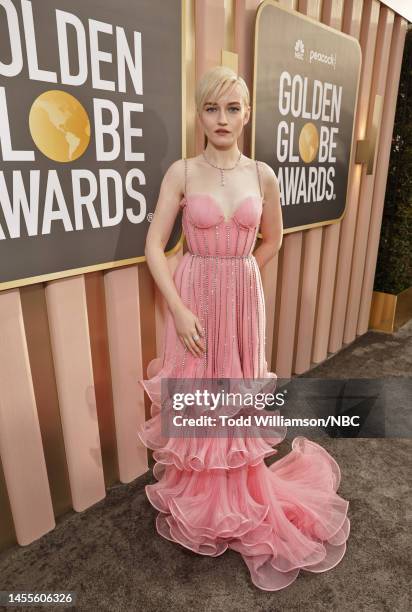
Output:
[{"xmin": 138, "ymin": 160, "xmax": 350, "ymax": 591}]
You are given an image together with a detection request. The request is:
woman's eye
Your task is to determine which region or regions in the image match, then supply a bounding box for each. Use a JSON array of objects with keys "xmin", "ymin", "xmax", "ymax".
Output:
[{"xmin": 205, "ymin": 107, "xmax": 240, "ymax": 112}]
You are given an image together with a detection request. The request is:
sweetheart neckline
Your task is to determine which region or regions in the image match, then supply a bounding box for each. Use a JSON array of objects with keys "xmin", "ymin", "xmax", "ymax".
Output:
[{"xmin": 180, "ymin": 192, "xmax": 263, "ymax": 223}]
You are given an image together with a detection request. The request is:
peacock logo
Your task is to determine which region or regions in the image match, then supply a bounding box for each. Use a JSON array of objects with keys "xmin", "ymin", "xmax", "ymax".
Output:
[{"xmin": 294, "ymin": 39, "xmax": 304, "ymax": 61}]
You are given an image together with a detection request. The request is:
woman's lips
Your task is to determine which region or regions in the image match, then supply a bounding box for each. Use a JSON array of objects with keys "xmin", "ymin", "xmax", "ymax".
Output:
[{"xmin": 216, "ymin": 130, "xmax": 230, "ymax": 134}]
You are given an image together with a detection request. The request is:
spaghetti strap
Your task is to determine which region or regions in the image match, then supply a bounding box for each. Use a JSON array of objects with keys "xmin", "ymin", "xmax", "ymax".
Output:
[
  {"xmin": 179, "ymin": 158, "xmax": 187, "ymax": 209},
  {"xmin": 255, "ymin": 160, "xmax": 263, "ymax": 199}
]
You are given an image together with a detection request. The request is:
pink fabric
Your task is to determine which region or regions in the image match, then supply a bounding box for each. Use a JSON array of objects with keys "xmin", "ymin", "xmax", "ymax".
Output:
[{"xmin": 138, "ymin": 194, "xmax": 350, "ymax": 591}]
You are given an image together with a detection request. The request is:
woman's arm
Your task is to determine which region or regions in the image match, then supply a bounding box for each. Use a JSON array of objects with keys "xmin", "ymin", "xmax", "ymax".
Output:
[
  {"xmin": 144, "ymin": 160, "xmax": 186, "ymax": 314},
  {"xmin": 144, "ymin": 159, "xmax": 205, "ymax": 357},
  {"xmin": 253, "ymin": 162, "xmax": 283, "ymax": 271}
]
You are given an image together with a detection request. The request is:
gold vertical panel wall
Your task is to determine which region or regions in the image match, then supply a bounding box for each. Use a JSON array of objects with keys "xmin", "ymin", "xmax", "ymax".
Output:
[{"xmin": 0, "ymin": 0, "xmax": 408, "ymax": 553}]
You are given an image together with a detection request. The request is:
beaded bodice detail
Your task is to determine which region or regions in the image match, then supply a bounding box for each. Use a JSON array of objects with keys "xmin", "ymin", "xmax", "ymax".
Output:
[{"xmin": 179, "ymin": 158, "xmax": 264, "ymax": 258}]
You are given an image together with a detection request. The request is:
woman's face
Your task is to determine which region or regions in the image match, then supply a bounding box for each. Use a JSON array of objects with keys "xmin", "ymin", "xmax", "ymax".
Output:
[{"xmin": 198, "ymin": 83, "xmax": 250, "ymax": 148}]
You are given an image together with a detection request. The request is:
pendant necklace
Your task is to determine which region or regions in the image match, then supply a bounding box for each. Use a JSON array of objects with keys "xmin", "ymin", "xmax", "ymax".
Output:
[{"xmin": 202, "ymin": 150, "xmax": 243, "ymax": 186}]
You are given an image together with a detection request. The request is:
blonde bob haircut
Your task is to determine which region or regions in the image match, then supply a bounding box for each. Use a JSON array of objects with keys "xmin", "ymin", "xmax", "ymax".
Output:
[{"xmin": 195, "ymin": 66, "xmax": 250, "ymax": 115}]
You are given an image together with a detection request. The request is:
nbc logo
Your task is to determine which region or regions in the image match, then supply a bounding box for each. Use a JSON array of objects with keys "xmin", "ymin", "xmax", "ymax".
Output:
[{"xmin": 295, "ymin": 39, "xmax": 304, "ymax": 60}]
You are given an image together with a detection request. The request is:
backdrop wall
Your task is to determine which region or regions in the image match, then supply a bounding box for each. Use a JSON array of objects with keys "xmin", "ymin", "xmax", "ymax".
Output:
[{"xmin": 0, "ymin": 0, "xmax": 408, "ymax": 552}]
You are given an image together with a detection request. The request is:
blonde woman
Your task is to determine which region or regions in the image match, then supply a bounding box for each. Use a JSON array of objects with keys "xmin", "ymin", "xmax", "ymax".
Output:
[{"xmin": 138, "ymin": 66, "xmax": 350, "ymax": 591}]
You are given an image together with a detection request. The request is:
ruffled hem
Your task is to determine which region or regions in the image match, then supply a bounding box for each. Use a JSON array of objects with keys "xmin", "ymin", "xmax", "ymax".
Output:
[
  {"xmin": 138, "ymin": 357, "xmax": 287, "ymax": 471},
  {"xmin": 138, "ymin": 357, "xmax": 350, "ymax": 592}
]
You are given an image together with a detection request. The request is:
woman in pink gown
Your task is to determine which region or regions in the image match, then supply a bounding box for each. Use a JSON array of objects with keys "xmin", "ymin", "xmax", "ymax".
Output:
[{"xmin": 138, "ymin": 66, "xmax": 350, "ymax": 591}]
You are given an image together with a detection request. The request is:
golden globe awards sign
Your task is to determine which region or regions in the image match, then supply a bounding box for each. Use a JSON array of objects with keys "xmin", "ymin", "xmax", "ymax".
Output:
[
  {"xmin": 253, "ymin": 1, "xmax": 361, "ymax": 232},
  {"xmin": 0, "ymin": 0, "xmax": 183, "ymax": 289}
]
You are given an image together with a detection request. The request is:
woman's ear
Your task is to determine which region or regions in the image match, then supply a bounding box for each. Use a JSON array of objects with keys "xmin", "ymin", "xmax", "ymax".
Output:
[{"xmin": 243, "ymin": 105, "xmax": 251, "ymax": 126}]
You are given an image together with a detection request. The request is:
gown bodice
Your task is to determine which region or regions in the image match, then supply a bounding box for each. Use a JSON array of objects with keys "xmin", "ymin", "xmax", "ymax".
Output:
[{"xmin": 180, "ymin": 192, "xmax": 263, "ymax": 258}]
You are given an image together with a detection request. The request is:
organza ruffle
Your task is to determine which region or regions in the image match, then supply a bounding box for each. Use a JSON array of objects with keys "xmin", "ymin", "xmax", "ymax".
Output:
[
  {"xmin": 138, "ymin": 357, "xmax": 350, "ymax": 591},
  {"xmin": 138, "ymin": 356, "xmax": 287, "ymax": 471}
]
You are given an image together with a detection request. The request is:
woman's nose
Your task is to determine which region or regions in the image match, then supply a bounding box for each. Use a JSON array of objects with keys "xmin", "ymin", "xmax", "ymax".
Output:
[{"xmin": 217, "ymin": 111, "xmax": 228, "ymax": 123}]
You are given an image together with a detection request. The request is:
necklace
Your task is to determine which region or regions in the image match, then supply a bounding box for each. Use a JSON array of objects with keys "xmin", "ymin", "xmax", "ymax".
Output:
[{"xmin": 202, "ymin": 150, "xmax": 243, "ymax": 186}]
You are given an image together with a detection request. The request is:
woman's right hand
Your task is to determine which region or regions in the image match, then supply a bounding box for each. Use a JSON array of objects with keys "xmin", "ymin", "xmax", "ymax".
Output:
[{"xmin": 172, "ymin": 305, "xmax": 205, "ymax": 357}]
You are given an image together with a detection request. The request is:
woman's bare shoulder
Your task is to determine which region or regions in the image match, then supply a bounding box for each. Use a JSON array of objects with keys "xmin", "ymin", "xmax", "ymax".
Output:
[
  {"xmin": 256, "ymin": 159, "xmax": 273, "ymax": 172},
  {"xmin": 256, "ymin": 160, "xmax": 278, "ymax": 183},
  {"xmin": 165, "ymin": 158, "xmax": 185, "ymax": 174},
  {"xmin": 162, "ymin": 158, "xmax": 187, "ymax": 191},
  {"xmin": 183, "ymin": 155, "xmax": 203, "ymax": 165},
  {"xmin": 255, "ymin": 161, "xmax": 280, "ymax": 207},
  {"xmin": 165, "ymin": 156, "xmax": 200, "ymax": 178}
]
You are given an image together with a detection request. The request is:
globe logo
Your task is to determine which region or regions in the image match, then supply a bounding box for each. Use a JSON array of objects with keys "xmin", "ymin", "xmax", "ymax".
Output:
[
  {"xmin": 29, "ymin": 90, "xmax": 91, "ymax": 162},
  {"xmin": 299, "ymin": 122, "xmax": 319, "ymax": 163}
]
